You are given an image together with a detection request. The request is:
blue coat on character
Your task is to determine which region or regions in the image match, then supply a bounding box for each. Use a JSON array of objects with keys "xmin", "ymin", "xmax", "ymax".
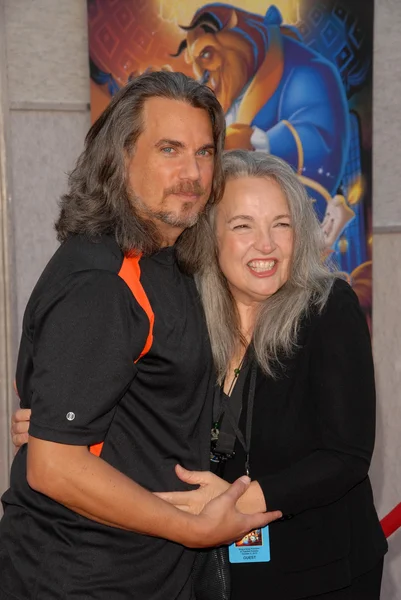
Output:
[{"xmin": 225, "ymin": 6, "xmax": 350, "ymax": 218}]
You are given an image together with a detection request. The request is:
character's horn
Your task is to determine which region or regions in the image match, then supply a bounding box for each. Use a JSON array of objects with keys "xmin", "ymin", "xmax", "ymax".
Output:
[
  {"xmin": 226, "ymin": 10, "xmax": 238, "ymax": 29},
  {"xmin": 179, "ymin": 12, "xmax": 221, "ymax": 33},
  {"xmin": 169, "ymin": 39, "xmax": 188, "ymax": 58}
]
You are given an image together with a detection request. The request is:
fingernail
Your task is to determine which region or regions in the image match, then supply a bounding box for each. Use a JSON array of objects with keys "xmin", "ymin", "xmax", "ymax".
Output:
[{"xmin": 239, "ymin": 476, "xmax": 250, "ymax": 484}]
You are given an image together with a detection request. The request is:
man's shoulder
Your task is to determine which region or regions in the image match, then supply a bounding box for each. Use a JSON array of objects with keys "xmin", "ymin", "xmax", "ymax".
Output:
[
  {"xmin": 26, "ymin": 235, "xmax": 125, "ymax": 315},
  {"xmin": 38, "ymin": 234, "xmax": 124, "ymax": 287},
  {"xmin": 55, "ymin": 234, "xmax": 123, "ymax": 274}
]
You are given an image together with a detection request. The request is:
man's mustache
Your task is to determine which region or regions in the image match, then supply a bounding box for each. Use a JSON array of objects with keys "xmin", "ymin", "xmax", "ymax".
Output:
[{"xmin": 163, "ymin": 182, "xmax": 206, "ymax": 197}]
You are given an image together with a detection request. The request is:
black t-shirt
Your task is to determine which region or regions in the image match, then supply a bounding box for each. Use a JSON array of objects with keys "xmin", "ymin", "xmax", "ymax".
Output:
[{"xmin": 0, "ymin": 234, "xmax": 214, "ymax": 600}]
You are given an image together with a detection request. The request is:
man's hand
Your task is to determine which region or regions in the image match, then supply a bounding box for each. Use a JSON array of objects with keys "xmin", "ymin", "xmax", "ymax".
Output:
[
  {"xmin": 11, "ymin": 408, "xmax": 31, "ymax": 449},
  {"xmin": 185, "ymin": 476, "xmax": 282, "ymax": 548},
  {"xmin": 156, "ymin": 465, "xmax": 282, "ymax": 548},
  {"xmin": 155, "ymin": 464, "xmax": 230, "ymax": 515},
  {"xmin": 156, "ymin": 464, "xmax": 273, "ymax": 516}
]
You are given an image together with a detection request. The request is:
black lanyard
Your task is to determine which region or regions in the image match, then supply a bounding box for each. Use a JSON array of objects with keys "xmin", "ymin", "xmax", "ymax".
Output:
[{"xmin": 212, "ymin": 362, "xmax": 257, "ymax": 477}]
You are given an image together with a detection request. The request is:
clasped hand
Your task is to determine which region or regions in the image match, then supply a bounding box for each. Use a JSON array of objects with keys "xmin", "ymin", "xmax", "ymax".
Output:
[
  {"xmin": 155, "ymin": 464, "xmax": 282, "ymax": 546},
  {"xmin": 155, "ymin": 464, "xmax": 231, "ymax": 515}
]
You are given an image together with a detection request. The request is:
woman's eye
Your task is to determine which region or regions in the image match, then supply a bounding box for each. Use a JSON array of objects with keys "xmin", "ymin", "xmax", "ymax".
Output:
[
  {"xmin": 233, "ymin": 224, "xmax": 250, "ymax": 230},
  {"xmin": 275, "ymin": 222, "xmax": 291, "ymax": 228}
]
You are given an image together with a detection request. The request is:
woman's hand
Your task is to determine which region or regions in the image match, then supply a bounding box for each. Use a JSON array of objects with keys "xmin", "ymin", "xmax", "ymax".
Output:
[
  {"xmin": 11, "ymin": 408, "xmax": 31, "ymax": 449},
  {"xmin": 155, "ymin": 464, "xmax": 231, "ymax": 515}
]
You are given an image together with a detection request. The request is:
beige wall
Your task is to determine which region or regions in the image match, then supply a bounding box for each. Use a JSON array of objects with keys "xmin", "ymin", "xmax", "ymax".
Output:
[
  {"xmin": 0, "ymin": 0, "xmax": 91, "ymax": 515},
  {"xmin": 0, "ymin": 0, "xmax": 400, "ymax": 596},
  {"xmin": 370, "ymin": 2, "xmax": 401, "ymax": 594},
  {"xmin": 0, "ymin": 0, "xmax": 14, "ymax": 501},
  {"xmin": 5, "ymin": 0, "xmax": 91, "ymax": 327}
]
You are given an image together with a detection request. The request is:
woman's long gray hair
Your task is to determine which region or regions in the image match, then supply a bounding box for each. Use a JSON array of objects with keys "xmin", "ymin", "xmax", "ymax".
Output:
[{"xmin": 197, "ymin": 150, "xmax": 336, "ymax": 382}]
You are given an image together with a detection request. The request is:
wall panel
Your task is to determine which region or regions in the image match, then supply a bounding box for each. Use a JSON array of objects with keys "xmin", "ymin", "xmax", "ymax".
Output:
[
  {"xmin": 5, "ymin": 0, "xmax": 90, "ymax": 106},
  {"xmin": 373, "ymin": 0, "xmax": 401, "ymax": 230},
  {"xmin": 372, "ymin": 231, "xmax": 401, "ymax": 597},
  {"xmin": 10, "ymin": 109, "xmax": 90, "ymax": 331}
]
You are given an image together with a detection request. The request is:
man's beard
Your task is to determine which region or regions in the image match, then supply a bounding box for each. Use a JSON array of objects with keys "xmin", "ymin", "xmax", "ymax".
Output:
[
  {"xmin": 130, "ymin": 182, "xmax": 207, "ymax": 229},
  {"xmin": 150, "ymin": 203, "xmax": 200, "ymax": 228}
]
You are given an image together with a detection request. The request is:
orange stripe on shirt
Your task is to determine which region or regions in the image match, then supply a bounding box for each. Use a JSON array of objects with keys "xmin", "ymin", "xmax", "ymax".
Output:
[
  {"xmin": 118, "ymin": 254, "xmax": 154, "ymax": 362},
  {"xmin": 89, "ymin": 254, "xmax": 154, "ymax": 458}
]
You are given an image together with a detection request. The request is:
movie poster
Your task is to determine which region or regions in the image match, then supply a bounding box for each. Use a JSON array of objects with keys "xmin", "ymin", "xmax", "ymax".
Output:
[{"xmin": 87, "ymin": 0, "xmax": 374, "ymax": 326}]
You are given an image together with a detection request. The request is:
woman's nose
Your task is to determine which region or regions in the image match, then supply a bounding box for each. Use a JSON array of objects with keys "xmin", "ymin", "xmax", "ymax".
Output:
[{"xmin": 254, "ymin": 230, "xmax": 276, "ymax": 253}]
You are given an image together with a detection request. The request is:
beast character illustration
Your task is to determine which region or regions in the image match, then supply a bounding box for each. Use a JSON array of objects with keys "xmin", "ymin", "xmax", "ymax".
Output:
[{"xmin": 172, "ymin": 4, "xmax": 354, "ymax": 235}]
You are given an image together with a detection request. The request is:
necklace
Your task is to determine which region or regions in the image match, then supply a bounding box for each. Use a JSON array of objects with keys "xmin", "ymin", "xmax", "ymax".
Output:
[
  {"xmin": 225, "ymin": 356, "xmax": 245, "ymax": 397},
  {"xmin": 211, "ymin": 355, "xmax": 246, "ymax": 451}
]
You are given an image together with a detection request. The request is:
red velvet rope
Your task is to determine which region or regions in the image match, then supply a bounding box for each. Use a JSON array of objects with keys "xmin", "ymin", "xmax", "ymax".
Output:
[{"xmin": 380, "ymin": 503, "xmax": 401, "ymax": 538}]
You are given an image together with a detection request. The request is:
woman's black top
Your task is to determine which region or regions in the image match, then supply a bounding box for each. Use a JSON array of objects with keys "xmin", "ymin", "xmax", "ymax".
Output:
[{"xmin": 223, "ymin": 278, "xmax": 387, "ymax": 600}]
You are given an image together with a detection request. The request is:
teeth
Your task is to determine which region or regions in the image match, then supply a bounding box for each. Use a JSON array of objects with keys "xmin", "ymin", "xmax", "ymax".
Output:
[{"xmin": 248, "ymin": 260, "xmax": 276, "ymax": 272}]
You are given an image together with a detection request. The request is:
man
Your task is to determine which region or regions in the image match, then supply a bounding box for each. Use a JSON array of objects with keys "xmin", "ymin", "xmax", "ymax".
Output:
[{"xmin": 1, "ymin": 72, "xmax": 280, "ymax": 599}]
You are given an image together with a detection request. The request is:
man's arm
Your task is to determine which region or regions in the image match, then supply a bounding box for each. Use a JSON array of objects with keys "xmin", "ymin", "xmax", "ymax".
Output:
[
  {"xmin": 10, "ymin": 417, "xmax": 281, "ymax": 546},
  {"xmin": 26, "ymin": 436, "xmax": 280, "ymax": 548}
]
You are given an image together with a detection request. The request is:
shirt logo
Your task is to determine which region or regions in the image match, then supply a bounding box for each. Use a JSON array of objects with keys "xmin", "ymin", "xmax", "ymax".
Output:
[{"xmin": 66, "ymin": 412, "xmax": 75, "ymax": 421}]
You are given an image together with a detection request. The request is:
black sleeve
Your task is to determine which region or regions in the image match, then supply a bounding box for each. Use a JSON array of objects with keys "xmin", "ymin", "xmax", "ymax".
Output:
[
  {"xmin": 28, "ymin": 269, "xmax": 149, "ymax": 445},
  {"xmin": 258, "ymin": 284, "xmax": 376, "ymax": 515}
]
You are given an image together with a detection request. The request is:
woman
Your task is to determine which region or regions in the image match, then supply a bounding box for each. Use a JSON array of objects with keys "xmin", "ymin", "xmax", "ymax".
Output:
[
  {"xmin": 157, "ymin": 150, "xmax": 387, "ymax": 599},
  {"xmin": 11, "ymin": 151, "xmax": 387, "ymax": 599}
]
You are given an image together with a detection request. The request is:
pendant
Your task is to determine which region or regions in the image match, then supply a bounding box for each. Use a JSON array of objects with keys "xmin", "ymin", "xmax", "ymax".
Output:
[{"xmin": 211, "ymin": 423, "xmax": 219, "ymax": 443}]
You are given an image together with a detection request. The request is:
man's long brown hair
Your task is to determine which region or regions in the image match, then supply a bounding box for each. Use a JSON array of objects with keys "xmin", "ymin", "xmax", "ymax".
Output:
[{"xmin": 56, "ymin": 71, "xmax": 226, "ymax": 274}]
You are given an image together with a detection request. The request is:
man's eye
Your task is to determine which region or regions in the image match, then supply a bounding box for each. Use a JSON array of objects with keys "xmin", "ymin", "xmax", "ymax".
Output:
[
  {"xmin": 197, "ymin": 148, "xmax": 213, "ymax": 156},
  {"xmin": 161, "ymin": 147, "xmax": 175, "ymax": 154}
]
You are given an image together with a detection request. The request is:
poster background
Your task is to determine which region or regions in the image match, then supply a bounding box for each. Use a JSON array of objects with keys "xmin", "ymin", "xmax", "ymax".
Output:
[{"xmin": 87, "ymin": 0, "xmax": 374, "ymax": 326}]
